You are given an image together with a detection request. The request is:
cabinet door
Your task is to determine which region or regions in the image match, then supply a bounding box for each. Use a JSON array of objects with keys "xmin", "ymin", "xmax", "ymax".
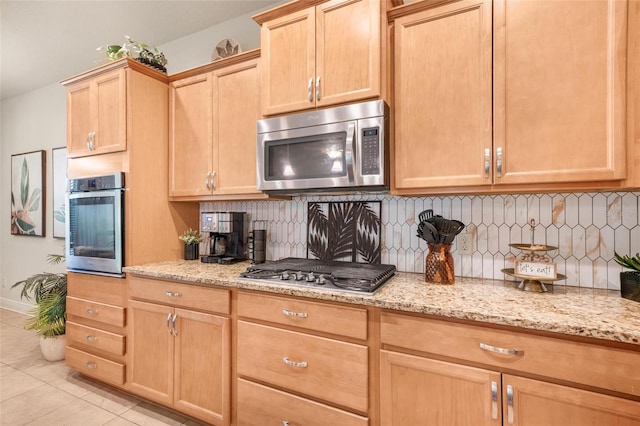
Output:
[
  {"xmin": 503, "ymin": 374, "xmax": 640, "ymax": 425},
  {"xmin": 315, "ymin": 0, "xmax": 381, "ymax": 108},
  {"xmin": 173, "ymin": 309, "xmax": 230, "ymax": 426},
  {"xmin": 493, "ymin": 0, "xmax": 627, "ymax": 185},
  {"xmin": 392, "ymin": 0, "xmax": 492, "ymax": 192},
  {"xmin": 127, "ymin": 300, "xmax": 174, "ymax": 406},
  {"xmin": 67, "ymin": 68, "xmax": 126, "ymax": 158},
  {"xmin": 67, "ymin": 80, "xmax": 93, "ymax": 156},
  {"xmin": 260, "ymin": 6, "xmax": 316, "ymax": 115},
  {"xmin": 169, "ymin": 73, "xmax": 214, "ymax": 197},
  {"xmin": 212, "ymin": 59, "xmax": 262, "ymax": 196},
  {"xmin": 93, "ymin": 69, "xmax": 127, "ymax": 155},
  {"xmin": 380, "ymin": 350, "xmax": 501, "ymax": 426}
]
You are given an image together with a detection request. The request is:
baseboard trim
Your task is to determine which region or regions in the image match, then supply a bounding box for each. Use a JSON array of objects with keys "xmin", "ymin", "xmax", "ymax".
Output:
[{"xmin": 0, "ymin": 298, "xmax": 34, "ymax": 315}]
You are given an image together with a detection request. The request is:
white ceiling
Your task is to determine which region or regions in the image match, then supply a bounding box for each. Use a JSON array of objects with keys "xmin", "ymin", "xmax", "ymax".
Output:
[{"xmin": 0, "ymin": 0, "xmax": 283, "ymax": 101}]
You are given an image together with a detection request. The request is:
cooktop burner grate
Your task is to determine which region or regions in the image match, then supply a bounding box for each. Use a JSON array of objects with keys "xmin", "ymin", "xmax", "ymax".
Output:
[{"xmin": 239, "ymin": 257, "xmax": 396, "ymax": 294}]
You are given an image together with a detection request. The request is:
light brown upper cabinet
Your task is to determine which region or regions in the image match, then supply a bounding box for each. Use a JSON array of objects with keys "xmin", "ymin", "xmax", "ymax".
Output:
[
  {"xmin": 392, "ymin": 0, "xmax": 629, "ymax": 195},
  {"xmin": 65, "ymin": 67, "xmax": 127, "ymax": 158},
  {"xmin": 169, "ymin": 51, "xmax": 267, "ymax": 200},
  {"xmin": 392, "ymin": 0, "xmax": 493, "ymax": 191},
  {"xmin": 255, "ymin": 0, "xmax": 385, "ymax": 116}
]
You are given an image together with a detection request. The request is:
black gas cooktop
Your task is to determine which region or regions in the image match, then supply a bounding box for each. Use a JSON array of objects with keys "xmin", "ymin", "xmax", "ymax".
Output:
[{"xmin": 239, "ymin": 257, "xmax": 396, "ymax": 294}]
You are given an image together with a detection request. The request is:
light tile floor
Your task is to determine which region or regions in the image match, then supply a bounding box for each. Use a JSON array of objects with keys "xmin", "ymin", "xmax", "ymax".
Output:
[{"xmin": 0, "ymin": 309, "xmax": 207, "ymax": 426}]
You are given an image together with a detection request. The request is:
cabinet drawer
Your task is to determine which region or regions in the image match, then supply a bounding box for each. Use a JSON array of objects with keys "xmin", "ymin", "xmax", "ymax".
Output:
[
  {"xmin": 67, "ymin": 321, "xmax": 125, "ymax": 356},
  {"xmin": 237, "ymin": 379, "xmax": 368, "ymax": 426},
  {"xmin": 66, "ymin": 347, "xmax": 125, "ymax": 386},
  {"xmin": 237, "ymin": 321, "xmax": 368, "ymax": 413},
  {"xmin": 238, "ymin": 292, "xmax": 367, "ymax": 340},
  {"xmin": 380, "ymin": 312, "xmax": 640, "ymax": 398},
  {"xmin": 128, "ymin": 276, "xmax": 230, "ymax": 314},
  {"xmin": 67, "ymin": 272, "xmax": 126, "ymax": 306},
  {"xmin": 67, "ymin": 297, "xmax": 125, "ymax": 327}
]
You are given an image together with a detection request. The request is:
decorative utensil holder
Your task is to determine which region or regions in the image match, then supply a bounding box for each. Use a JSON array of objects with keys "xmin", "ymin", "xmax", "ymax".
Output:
[{"xmin": 425, "ymin": 243, "xmax": 454, "ymax": 284}]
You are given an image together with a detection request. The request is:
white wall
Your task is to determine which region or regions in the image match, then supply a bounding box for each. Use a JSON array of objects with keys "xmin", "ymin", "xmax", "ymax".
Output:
[
  {"xmin": 160, "ymin": 10, "xmax": 265, "ymax": 74},
  {"xmin": 0, "ymin": 7, "xmax": 271, "ymax": 313},
  {"xmin": 0, "ymin": 83, "xmax": 67, "ymax": 313}
]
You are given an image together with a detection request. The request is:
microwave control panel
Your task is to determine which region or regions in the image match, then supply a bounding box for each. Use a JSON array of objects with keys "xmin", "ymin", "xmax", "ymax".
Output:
[{"xmin": 361, "ymin": 127, "xmax": 380, "ymax": 175}]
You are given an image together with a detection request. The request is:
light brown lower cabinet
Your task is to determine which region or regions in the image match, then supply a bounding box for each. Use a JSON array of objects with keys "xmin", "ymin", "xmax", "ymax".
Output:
[
  {"xmin": 380, "ymin": 351, "xmax": 640, "ymax": 426},
  {"xmin": 127, "ymin": 299, "xmax": 230, "ymax": 426},
  {"xmin": 380, "ymin": 312, "xmax": 640, "ymax": 425}
]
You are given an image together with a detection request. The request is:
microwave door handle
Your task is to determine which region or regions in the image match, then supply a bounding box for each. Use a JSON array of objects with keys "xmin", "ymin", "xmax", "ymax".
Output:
[{"xmin": 345, "ymin": 122, "xmax": 356, "ymax": 184}]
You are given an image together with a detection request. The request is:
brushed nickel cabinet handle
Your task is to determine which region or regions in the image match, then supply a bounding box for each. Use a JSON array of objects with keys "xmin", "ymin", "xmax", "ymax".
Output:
[
  {"xmin": 282, "ymin": 309, "xmax": 308, "ymax": 318},
  {"xmin": 165, "ymin": 291, "xmax": 182, "ymax": 297},
  {"xmin": 205, "ymin": 172, "xmax": 211, "ymax": 190},
  {"xmin": 316, "ymin": 76, "xmax": 321, "ymax": 101},
  {"xmin": 85, "ymin": 362, "xmax": 97, "ymax": 369},
  {"xmin": 282, "ymin": 357, "xmax": 307, "ymax": 368},
  {"xmin": 480, "ymin": 342, "xmax": 521, "ymax": 356},
  {"xmin": 283, "ymin": 422, "xmax": 290, "ymax": 426},
  {"xmin": 210, "ymin": 171, "xmax": 216, "ymax": 190},
  {"xmin": 484, "ymin": 148, "xmax": 490, "ymax": 177},
  {"xmin": 172, "ymin": 313, "xmax": 178, "ymax": 336},
  {"xmin": 85, "ymin": 308, "xmax": 98, "ymax": 315},
  {"xmin": 308, "ymin": 78, "xmax": 313, "ymax": 102},
  {"xmin": 86, "ymin": 133, "xmax": 92, "ymax": 150},
  {"xmin": 507, "ymin": 384, "xmax": 514, "ymax": 424},
  {"xmin": 496, "ymin": 147, "xmax": 503, "ymax": 177},
  {"xmin": 85, "ymin": 335, "xmax": 98, "ymax": 342},
  {"xmin": 167, "ymin": 313, "xmax": 173, "ymax": 334},
  {"xmin": 491, "ymin": 380, "xmax": 498, "ymax": 420}
]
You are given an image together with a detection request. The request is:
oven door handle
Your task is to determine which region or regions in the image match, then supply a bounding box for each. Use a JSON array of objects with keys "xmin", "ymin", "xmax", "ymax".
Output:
[{"xmin": 345, "ymin": 122, "xmax": 356, "ymax": 184}]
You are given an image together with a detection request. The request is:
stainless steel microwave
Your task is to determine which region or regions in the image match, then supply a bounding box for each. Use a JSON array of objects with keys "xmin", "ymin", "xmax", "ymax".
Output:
[{"xmin": 256, "ymin": 100, "xmax": 389, "ymax": 193}]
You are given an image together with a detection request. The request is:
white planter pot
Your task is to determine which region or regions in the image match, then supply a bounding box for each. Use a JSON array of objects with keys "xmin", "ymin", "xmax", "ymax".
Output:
[{"xmin": 39, "ymin": 334, "xmax": 66, "ymax": 361}]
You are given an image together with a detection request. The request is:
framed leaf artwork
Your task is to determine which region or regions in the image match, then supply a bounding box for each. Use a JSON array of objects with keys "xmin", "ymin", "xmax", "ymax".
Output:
[
  {"xmin": 11, "ymin": 150, "xmax": 46, "ymax": 237},
  {"xmin": 52, "ymin": 147, "xmax": 67, "ymax": 238}
]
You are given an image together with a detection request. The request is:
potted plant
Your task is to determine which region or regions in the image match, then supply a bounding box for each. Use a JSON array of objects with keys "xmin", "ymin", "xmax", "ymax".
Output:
[
  {"xmin": 97, "ymin": 36, "xmax": 168, "ymax": 73},
  {"xmin": 11, "ymin": 254, "xmax": 67, "ymax": 361},
  {"xmin": 180, "ymin": 228, "xmax": 203, "ymax": 260},
  {"xmin": 614, "ymin": 252, "xmax": 640, "ymax": 302}
]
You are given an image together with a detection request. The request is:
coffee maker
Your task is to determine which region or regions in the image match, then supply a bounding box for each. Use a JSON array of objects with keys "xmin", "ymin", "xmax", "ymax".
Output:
[{"xmin": 200, "ymin": 212, "xmax": 248, "ymax": 264}]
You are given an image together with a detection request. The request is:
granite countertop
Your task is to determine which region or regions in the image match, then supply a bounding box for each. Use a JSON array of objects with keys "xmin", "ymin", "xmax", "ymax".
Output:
[{"xmin": 124, "ymin": 260, "xmax": 640, "ymax": 347}]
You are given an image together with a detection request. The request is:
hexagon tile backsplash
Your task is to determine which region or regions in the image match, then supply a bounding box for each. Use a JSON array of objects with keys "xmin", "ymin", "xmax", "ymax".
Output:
[{"xmin": 202, "ymin": 191, "xmax": 640, "ymax": 290}]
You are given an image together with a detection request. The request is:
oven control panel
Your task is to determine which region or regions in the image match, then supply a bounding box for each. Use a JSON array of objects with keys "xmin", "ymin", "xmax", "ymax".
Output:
[{"xmin": 69, "ymin": 173, "xmax": 124, "ymax": 192}]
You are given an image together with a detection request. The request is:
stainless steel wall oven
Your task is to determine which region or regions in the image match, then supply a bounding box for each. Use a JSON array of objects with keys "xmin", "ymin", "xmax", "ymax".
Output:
[{"xmin": 66, "ymin": 173, "xmax": 125, "ymax": 277}]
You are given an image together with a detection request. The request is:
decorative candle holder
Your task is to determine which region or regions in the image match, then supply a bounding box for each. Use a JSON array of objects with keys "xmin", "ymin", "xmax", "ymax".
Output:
[{"xmin": 425, "ymin": 243, "xmax": 454, "ymax": 284}]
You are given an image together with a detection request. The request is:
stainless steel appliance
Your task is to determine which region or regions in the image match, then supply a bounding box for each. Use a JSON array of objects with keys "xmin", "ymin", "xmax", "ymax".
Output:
[
  {"xmin": 257, "ymin": 100, "xmax": 389, "ymax": 193},
  {"xmin": 200, "ymin": 212, "xmax": 248, "ymax": 264},
  {"xmin": 66, "ymin": 173, "xmax": 125, "ymax": 277},
  {"xmin": 239, "ymin": 258, "xmax": 396, "ymax": 294}
]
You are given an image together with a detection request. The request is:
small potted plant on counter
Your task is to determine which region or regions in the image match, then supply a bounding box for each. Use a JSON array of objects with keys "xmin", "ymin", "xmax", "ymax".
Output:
[
  {"xmin": 11, "ymin": 254, "xmax": 67, "ymax": 361},
  {"xmin": 614, "ymin": 252, "xmax": 640, "ymax": 302},
  {"xmin": 180, "ymin": 228, "xmax": 203, "ymax": 260}
]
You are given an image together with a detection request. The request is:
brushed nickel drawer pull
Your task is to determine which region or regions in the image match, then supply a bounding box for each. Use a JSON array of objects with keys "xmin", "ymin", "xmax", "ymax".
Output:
[
  {"xmin": 484, "ymin": 148, "xmax": 490, "ymax": 177},
  {"xmin": 85, "ymin": 335, "xmax": 98, "ymax": 342},
  {"xmin": 308, "ymin": 78, "xmax": 313, "ymax": 102},
  {"xmin": 480, "ymin": 342, "xmax": 521, "ymax": 355},
  {"xmin": 282, "ymin": 309, "xmax": 308, "ymax": 318},
  {"xmin": 507, "ymin": 384, "xmax": 514, "ymax": 424},
  {"xmin": 315, "ymin": 76, "xmax": 321, "ymax": 101},
  {"xmin": 165, "ymin": 291, "xmax": 182, "ymax": 297},
  {"xmin": 283, "ymin": 421, "xmax": 290, "ymax": 426},
  {"xmin": 282, "ymin": 357, "xmax": 307, "ymax": 368},
  {"xmin": 85, "ymin": 362, "xmax": 97, "ymax": 369},
  {"xmin": 491, "ymin": 381, "xmax": 498, "ymax": 420},
  {"xmin": 167, "ymin": 313, "xmax": 173, "ymax": 334},
  {"xmin": 85, "ymin": 308, "xmax": 98, "ymax": 315}
]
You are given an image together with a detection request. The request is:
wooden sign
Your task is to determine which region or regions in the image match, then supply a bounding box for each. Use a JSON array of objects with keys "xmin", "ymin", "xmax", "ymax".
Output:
[{"xmin": 515, "ymin": 260, "xmax": 557, "ymax": 280}]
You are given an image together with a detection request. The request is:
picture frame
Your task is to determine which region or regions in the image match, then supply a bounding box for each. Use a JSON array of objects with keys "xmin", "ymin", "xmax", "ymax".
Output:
[
  {"xmin": 52, "ymin": 147, "xmax": 67, "ymax": 238},
  {"xmin": 11, "ymin": 150, "xmax": 46, "ymax": 237}
]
